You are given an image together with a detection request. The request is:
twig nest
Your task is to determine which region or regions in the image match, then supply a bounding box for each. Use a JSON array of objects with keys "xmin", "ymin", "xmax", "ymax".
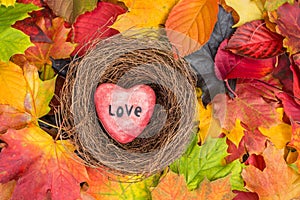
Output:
[{"xmin": 61, "ymin": 30, "xmax": 198, "ymax": 176}]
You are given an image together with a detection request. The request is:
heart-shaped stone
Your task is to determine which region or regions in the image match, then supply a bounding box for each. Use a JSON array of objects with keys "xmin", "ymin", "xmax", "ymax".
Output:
[{"xmin": 94, "ymin": 83, "xmax": 156, "ymax": 144}]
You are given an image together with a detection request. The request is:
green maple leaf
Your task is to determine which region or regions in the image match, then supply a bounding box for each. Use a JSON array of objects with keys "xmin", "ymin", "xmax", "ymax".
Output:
[
  {"xmin": 0, "ymin": 3, "xmax": 40, "ymax": 62},
  {"xmin": 171, "ymin": 136, "xmax": 245, "ymax": 191}
]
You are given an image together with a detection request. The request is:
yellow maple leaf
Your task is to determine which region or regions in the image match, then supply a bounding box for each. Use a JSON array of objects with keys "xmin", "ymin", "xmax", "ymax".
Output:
[
  {"xmin": 0, "ymin": 0, "xmax": 15, "ymax": 7},
  {"xmin": 259, "ymin": 108, "xmax": 292, "ymax": 149},
  {"xmin": 111, "ymin": 0, "xmax": 179, "ymax": 32},
  {"xmin": 196, "ymin": 89, "xmax": 221, "ymax": 144},
  {"xmin": 0, "ymin": 61, "xmax": 55, "ymax": 131},
  {"xmin": 223, "ymin": 119, "xmax": 245, "ymax": 147},
  {"xmin": 0, "ymin": 61, "xmax": 27, "ymax": 112},
  {"xmin": 23, "ymin": 63, "xmax": 56, "ymax": 120},
  {"xmin": 225, "ymin": 0, "xmax": 264, "ymax": 27}
]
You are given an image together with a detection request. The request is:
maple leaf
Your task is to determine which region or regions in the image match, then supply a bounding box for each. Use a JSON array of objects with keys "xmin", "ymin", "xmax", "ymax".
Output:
[
  {"xmin": 111, "ymin": 0, "xmax": 179, "ymax": 32},
  {"xmin": 289, "ymin": 122, "xmax": 300, "ymax": 148},
  {"xmin": 82, "ymin": 168, "xmax": 158, "ymax": 200},
  {"xmin": 13, "ymin": 16, "xmax": 52, "ymax": 43},
  {"xmin": 0, "ymin": 125, "xmax": 89, "ymax": 199},
  {"xmin": 233, "ymin": 190, "xmax": 259, "ymax": 200},
  {"xmin": 0, "ymin": 105, "xmax": 31, "ymax": 133},
  {"xmin": 13, "ymin": 4, "xmax": 55, "ymax": 43},
  {"xmin": 185, "ymin": 6, "xmax": 234, "ymax": 106},
  {"xmin": 225, "ymin": 0, "xmax": 264, "ymax": 27},
  {"xmin": 0, "ymin": 0, "xmax": 15, "ymax": 6},
  {"xmin": 171, "ymin": 136, "xmax": 245, "ymax": 191},
  {"xmin": 196, "ymin": 89, "xmax": 221, "ymax": 144},
  {"xmin": 244, "ymin": 129, "xmax": 267, "ymax": 155},
  {"xmin": 18, "ymin": 0, "xmax": 43, "ymax": 6},
  {"xmin": 223, "ymin": 119, "xmax": 246, "ymax": 147},
  {"xmin": 244, "ymin": 154, "xmax": 266, "ymax": 171},
  {"xmin": 70, "ymin": 2, "xmax": 125, "ymax": 56},
  {"xmin": 289, "ymin": 122, "xmax": 300, "ymax": 169},
  {"xmin": 45, "ymin": 0, "xmax": 97, "ymax": 23},
  {"xmin": 24, "ymin": 17, "xmax": 76, "ymax": 72},
  {"xmin": 152, "ymin": 171, "xmax": 236, "ymax": 200},
  {"xmin": 0, "ymin": 180, "xmax": 16, "ymax": 200},
  {"xmin": 0, "ymin": 61, "xmax": 55, "ymax": 132},
  {"xmin": 226, "ymin": 137, "xmax": 246, "ymax": 163},
  {"xmin": 215, "ymin": 39, "xmax": 276, "ymax": 80},
  {"xmin": 277, "ymin": 92, "xmax": 300, "ymax": 122},
  {"xmin": 272, "ymin": 53, "xmax": 293, "ymax": 94},
  {"xmin": 226, "ymin": 20, "xmax": 284, "ymax": 59},
  {"xmin": 291, "ymin": 54, "xmax": 300, "ymax": 104},
  {"xmin": 23, "ymin": 63, "xmax": 56, "ymax": 120},
  {"xmin": 0, "ymin": 61, "xmax": 27, "ymax": 111},
  {"xmin": 259, "ymin": 108, "xmax": 292, "ymax": 149},
  {"xmin": 165, "ymin": 0, "xmax": 218, "ymax": 56},
  {"xmin": 264, "ymin": 0, "xmax": 294, "ymax": 11},
  {"xmin": 275, "ymin": 2, "xmax": 300, "ymax": 55},
  {"xmin": 0, "ymin": 3, "xmax": 40, "ymax": 62},
  {"xmin": 226, "ymin": 129, "xmax": 267, "ymax": 163},
  {"xmin": 242, "ymin": 144, "xmax": 300, "ymax": 199},
  {"xmin": 212, "ymin": 79, "xmax": 279, "ymax": 130}
]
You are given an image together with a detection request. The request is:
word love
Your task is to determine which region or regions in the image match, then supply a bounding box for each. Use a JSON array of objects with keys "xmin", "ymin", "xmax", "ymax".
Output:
[
  {"xmin": 94, "ymin": 83, "xmax": 156, "ymax": 144},
  {"xmin": 109, "ymin": 104, "xmax": 142, "ymax": 117}
]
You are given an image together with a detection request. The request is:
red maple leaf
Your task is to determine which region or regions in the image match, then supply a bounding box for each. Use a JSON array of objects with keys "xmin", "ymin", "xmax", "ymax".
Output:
[
  {"xmin": 291, "ymin": 53, "xmax": 300, "ymax": 104},
  {"xmin": 13, "ymin": 0, "xmax": 55, "ymax": 43},
  {"xmin": 275, "ymin": 2, "xmax": 300, "ymax": 55},
  {"xmin": 70, "ymin": 2, "xmax": 125, "ymax": 56},
  {"xmin": 226, "ymin": 20, "xmax": 284, "ymax": 59},
  {"xmin": 215, "ymin": 39, "xmax": 276, "ymax": 80},
  {"xmin": 0, "ymin": 125, "xmax": 89, "ymax": 199},
  {"xmin": 213, "ymin": 79, "xmax": 279, "ymax": 130},
  {"xmin": 24, "ymin": 17, "xmax": 76, "ymax": 69},
  {"xmin": 277, "ymin": 92, "xmax": 300, "ymax": 122}
]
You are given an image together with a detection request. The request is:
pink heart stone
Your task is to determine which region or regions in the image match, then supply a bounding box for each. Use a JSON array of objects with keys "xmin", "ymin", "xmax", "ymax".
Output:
[{"xmin": 94, "ymin": 83, "xmax": 156, "ymax": 144}]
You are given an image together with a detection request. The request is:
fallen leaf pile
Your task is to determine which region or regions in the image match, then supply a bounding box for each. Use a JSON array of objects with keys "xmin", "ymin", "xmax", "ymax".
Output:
[{"xmin": 0, "ymin": 0, "xmax": 300, "ymax": 199}]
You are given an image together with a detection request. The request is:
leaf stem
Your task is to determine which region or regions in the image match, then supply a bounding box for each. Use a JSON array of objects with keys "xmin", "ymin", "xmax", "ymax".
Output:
[
  {"xmin": 225, "ymin": 80, "xmax": 237, "ymax": 98},
  {"xmin": 38, "ymin": 119, "xmax": 58, "ymax": 129}
]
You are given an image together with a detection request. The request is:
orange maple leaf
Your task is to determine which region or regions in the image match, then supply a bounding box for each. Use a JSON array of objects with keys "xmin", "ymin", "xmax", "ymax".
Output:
[
  {"xmin": 0, "ymin": 180, "xmax": 16, "ymax": 200},
  {"xmin": 152, "ymin": 171, "xmax": 235, "ymax": 200},
  {"xmin": 0, "ymin": 125, "xmax": 89, "ymax": 199},
  {"xmin": 165, "ymin": 0, "xmax": 219, "ymax": 56},
  {"xmin": 242, "ymin": 144, "xmax": 300, "ymax": 199},
  {"xmin": 24, "ymin": 17, "xmax": 76, "ymax": 70},
  {"xmin": 81, "ymin": 167, "xmax": 158, "ymax": 200},
  {"xmin": 288, "ymin": 122, "xmax": 300, "ymax": 170}
]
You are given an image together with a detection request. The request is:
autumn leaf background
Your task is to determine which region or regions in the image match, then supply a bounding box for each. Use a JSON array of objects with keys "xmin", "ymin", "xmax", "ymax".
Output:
[{"xmin": 1, "ymin": 0, "xmax": 300, "ymax": 199}]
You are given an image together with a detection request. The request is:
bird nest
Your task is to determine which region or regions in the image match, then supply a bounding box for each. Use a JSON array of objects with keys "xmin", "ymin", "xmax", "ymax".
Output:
[{"xmin": 60, "ymin": 30, "xmax": 198, "ymax": 176}]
